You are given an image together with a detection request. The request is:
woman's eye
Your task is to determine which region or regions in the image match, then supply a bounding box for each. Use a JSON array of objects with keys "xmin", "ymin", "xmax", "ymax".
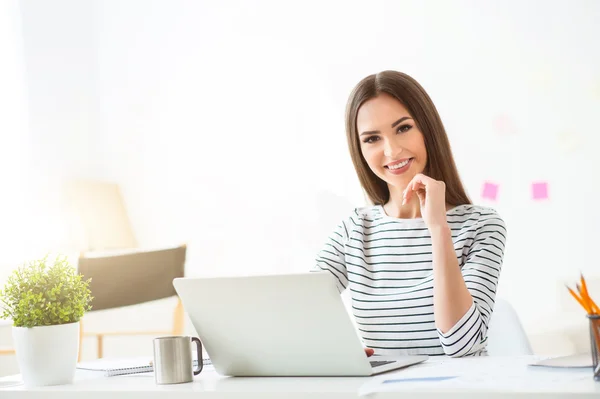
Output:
[
  {"xmin": 363, "ymin": 136, "xmax": 380, "ymax": 144},
  {"xmin": 397, "ymin": 124, "xmax": 412, "ymax": 133}
]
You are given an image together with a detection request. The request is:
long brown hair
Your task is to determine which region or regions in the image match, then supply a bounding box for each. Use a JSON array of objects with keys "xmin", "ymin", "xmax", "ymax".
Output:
[{"xmin": 345, "ymin": 70, "xmax": 471, "ymax": 206}]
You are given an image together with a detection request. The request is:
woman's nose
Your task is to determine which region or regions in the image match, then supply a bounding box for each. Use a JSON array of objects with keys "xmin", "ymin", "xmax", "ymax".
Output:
[{"xmin": 383, "ymin": 139, "xmax": 402, "ymax": 158}]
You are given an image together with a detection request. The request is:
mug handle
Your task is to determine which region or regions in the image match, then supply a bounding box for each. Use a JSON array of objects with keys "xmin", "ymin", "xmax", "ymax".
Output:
[{"xmin": 192, "ymin": 337, "xmax": 203, "ymax": 375}]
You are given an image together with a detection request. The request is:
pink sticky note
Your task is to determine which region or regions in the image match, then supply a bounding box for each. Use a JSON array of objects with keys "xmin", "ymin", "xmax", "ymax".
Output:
[
  {"xmin": 532, "ymin": 182, "xmax": 549, "ymax": 200},
  {"xmin": 481, "ymin": 182, "xmax": 499, "ymax": 201}
]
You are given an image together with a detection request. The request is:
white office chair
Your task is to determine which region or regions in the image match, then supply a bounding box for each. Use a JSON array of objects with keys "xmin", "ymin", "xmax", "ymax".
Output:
[{"xmin": 487, "ymin": 298, "xmax": 534, "ymax": 356}]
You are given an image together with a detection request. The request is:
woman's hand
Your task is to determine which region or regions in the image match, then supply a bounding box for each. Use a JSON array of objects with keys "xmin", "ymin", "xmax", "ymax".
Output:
[{"xmin": 403, "ymin": 173, "xmax": 448, "ymax": 229}]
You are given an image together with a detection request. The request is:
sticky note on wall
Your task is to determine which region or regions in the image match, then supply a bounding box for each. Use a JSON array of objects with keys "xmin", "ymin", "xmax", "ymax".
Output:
[
  {"xmin": 532, "ymin": 182, "xmax": 549, "ymax": 200},
  {"xmin": 481, "ymin": 182, "xmax": 499, "ymax": 201}
]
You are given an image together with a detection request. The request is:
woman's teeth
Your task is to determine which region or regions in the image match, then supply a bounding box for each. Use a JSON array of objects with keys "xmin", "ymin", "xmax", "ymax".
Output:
[{"xmin": 388, "ymin": 159, "xmax": 410, "ymax": 170}]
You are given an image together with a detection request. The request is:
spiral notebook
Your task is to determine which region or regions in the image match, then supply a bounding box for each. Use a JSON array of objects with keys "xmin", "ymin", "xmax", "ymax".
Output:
[{"xmin": 77, "ymin": 356, "xmax": 212, "ymax": 377}]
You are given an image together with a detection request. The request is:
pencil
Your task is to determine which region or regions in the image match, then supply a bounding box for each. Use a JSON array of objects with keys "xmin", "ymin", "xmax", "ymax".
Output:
[
  {"xmin": 567, "ymin": 285, "xmax": 592, "ymax": 314},
  {"xmin": 580, "ymin": 275, "xmax": 599, "ymax": 315},
  {"xmin": 580, "ymin": 274, "xmax": 588, "ymax": 296},
  {"xmin": 576, "ymin": 283, "xmax": 592, "ymax": 313}
]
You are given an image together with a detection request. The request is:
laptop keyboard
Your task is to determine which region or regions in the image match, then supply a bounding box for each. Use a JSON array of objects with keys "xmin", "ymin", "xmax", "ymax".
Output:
[{"xmin": 370, "ymin": 360, "xmax": 395, "ymax": 368}]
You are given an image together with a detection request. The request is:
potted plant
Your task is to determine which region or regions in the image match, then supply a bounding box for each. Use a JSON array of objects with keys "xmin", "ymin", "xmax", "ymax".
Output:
[{"xmin": 0, "ymin": 255, "xmax": 92, "ymax": 387}]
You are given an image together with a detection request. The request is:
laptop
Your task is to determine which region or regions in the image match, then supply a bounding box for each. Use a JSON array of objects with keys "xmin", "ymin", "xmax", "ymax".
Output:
[{"xmin": 173, "ymin": 272, "xmax": 428, "ymax": 376}]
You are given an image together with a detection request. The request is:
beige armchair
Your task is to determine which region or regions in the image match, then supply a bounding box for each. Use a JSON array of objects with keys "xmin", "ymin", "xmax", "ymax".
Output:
[
  {"xmin": 64, "ymin": 179, "xmax": 188, "ymax": 360},
  {"xmin": 77, "ymin": 245, "xmax": 186, "ymax": 359},
  {"xmin": 0, "ymin": 348, "xmax": 15, "ymax": 356}
]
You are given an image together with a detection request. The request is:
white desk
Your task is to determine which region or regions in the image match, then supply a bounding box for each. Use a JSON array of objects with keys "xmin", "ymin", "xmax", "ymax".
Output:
[{"xmin": 1, "ymin": 356, "xmax": 599, "ymax": 398}]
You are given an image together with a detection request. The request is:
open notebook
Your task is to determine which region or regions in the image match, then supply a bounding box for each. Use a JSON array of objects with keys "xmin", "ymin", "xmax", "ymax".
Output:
[{"xmin": 77, "ymin": 357, "xmax": 212, "ymax": 377}]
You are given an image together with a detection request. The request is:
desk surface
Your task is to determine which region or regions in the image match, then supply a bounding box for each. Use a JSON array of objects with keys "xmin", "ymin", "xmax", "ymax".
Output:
[{"xmin": 1, "ymin": 356, "xmax": 599, "ymax": 398}]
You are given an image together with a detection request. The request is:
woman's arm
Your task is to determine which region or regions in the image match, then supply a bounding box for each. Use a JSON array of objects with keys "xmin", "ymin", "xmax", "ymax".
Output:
[
  {"xmin": 313, "ymin": 211, "xmax": 374, "ymax": 357},
  {"xmin": 313, "ymin": 217, "xmax": 351, "ymax": 293},
  {"xmin": 404, "ymin": 174, "xmax": 474, "ymax": 332},
  {"xmin": 430, "ymin": 224, "xmax": 474, "ymax": 334},
  {"xmin": 433, "ymin": 217, "xmax": 505, "ymax": 357},
  {"xmin": 404, "ymin": 174, "xmax": 506, "ymax": 357}
]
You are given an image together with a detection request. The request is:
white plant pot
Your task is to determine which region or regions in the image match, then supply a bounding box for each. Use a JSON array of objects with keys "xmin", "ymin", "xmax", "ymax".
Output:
[{"xmin": 12, "ymin": 321, "xmax": 80, "ymax": 387}]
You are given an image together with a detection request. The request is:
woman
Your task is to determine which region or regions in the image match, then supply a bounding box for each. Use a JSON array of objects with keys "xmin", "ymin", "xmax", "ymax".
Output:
[{"xmin": 315, "ymin": 71, "xmax": 506, "ymax": 358}]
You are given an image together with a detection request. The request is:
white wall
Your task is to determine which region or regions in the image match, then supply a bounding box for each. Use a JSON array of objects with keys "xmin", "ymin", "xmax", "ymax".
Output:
[
  {"xmin": 2, "ymin": 0, "xmax": 600, "ymax": 369},
  {"xmin": 4, "ymin": 0, "xmax": 105, "ymax": 259},
  {"xmin": 0, "ymin": 0, "xmax": 28, "ymax": 376},
  {"xmin": 0, "ymin": 0, "xmax": 30, "ymax": 274}
]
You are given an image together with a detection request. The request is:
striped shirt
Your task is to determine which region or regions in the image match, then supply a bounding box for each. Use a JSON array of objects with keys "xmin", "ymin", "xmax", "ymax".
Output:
[{"xmin": 314, "ymin": 204, "xmax": 506, "ymax": 358}]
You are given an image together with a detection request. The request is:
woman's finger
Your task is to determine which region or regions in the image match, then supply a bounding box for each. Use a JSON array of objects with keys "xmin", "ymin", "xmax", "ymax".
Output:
[
  {"xmin": 404, "ymin": 180, "xmax": 427, "ymax": 204},
  {"xmin": 415, "ymin": 188, "xmax": 427, "ymax": 204},
  {"xmin": 404, "ymin": 174, "xmax": 430, "ymax": 194}
]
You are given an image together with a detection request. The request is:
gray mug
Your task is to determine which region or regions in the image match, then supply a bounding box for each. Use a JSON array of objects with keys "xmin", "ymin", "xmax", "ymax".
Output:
[{"xmin": 153, "ymin": 336, "xmax": 203, "ymax": 384}]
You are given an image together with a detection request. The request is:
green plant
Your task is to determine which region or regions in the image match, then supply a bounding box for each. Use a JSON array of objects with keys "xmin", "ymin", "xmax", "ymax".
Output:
[{"xmin": 0, "ymin": 255, "xmax": 93, "ymax": 328}]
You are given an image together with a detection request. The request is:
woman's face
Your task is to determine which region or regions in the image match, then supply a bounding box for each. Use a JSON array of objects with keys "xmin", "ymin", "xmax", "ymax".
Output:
[{"xmin": 356, "ymin": 93, "xmax": 427, "ymax": 191}]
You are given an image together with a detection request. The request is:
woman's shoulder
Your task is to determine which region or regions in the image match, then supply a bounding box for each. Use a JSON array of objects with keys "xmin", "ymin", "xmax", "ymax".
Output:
[
  {"xmin": 448, "ymin": 204, "xmax": 506, "ymax": 231},
  {"xmin": 338, "ymin": 205, "xmax": 386, "ymax": 230},
  {"xmin": 351, "ymin": 205, "xmax": 386, "ymax": 222}
]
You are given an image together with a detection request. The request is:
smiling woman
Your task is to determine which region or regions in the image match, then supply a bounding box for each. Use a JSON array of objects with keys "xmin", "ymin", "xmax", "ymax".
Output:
[
  {"xmin": 345, "ymin": 72, "xmax": 471, "ymax": 211},
  {"xmin": 313, "ymin": 71, "xmax": 507, "ymax": 358},
  {"xmin": 356, "ymin": 96, "xmax": 430, "ymax": 209}
]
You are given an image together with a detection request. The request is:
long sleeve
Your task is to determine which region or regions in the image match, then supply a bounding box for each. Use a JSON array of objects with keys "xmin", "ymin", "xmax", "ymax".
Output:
[
  {"xmin": 313, "ymin": 218, "xmax": 350, "ymax": 293},
  {"xmin": 437, "ymin": 213, "xmax": 507, "ymax": 357}
]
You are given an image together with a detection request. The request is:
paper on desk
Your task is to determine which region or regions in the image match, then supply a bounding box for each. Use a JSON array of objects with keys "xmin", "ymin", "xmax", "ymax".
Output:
[
  {"xmin": 529, "ymin": 353, "xmax": 592, "ymax": 368},
  {"xmin": 358, "ymin": 356, "xmax": 591, "ymax": 396},
  {"xmin": 359, "ymin": 375, "xmax": 459, "ymax": 396}
]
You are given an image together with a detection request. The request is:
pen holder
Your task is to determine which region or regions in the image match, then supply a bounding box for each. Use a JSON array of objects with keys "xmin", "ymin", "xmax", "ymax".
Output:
[{"xmin": 588, "ymin": 315, "xmax": 600, "ymax": 381}]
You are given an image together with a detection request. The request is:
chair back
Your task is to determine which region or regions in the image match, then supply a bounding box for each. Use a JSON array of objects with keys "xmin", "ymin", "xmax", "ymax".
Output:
[
  {"xmin": 487, "ymin": 298, "xmax": 533, "ymax": 355},
  {"xmin": 78, "ymin": 245, "xmax": 186, "ymax": 311}
]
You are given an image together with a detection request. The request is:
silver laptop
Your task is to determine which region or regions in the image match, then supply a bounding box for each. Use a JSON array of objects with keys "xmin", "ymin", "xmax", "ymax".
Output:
[{"xmin": 173, "ymin": 272, "xmax": 428, "ymax": 376}]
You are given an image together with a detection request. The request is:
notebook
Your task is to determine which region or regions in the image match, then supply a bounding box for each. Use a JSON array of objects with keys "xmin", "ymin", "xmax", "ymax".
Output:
[{"xmin": 77, "ymin": 356, "xmax": 212, "ymax": 377}]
